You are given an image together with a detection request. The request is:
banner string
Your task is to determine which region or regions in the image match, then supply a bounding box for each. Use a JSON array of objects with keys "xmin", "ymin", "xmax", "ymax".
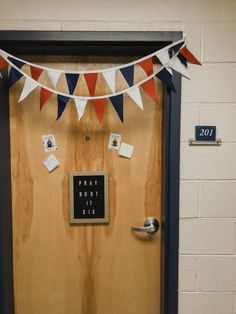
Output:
[
  {"xmin": 2, "ymin": 48, "xmax": 182, "ymax": 101},
  {"xmin": 0, "ymin": 38, "xmax": 185, "ymax": 75}
]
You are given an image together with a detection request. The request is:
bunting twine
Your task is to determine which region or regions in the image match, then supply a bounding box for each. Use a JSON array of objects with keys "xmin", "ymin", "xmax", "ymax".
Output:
[
  {"xmin": 0, "ymin": 39, "xmax": 185, "ymax": 75},
  {"xmin": 0, "ymin": 39, "xmax": 201, "ymax": 122}
]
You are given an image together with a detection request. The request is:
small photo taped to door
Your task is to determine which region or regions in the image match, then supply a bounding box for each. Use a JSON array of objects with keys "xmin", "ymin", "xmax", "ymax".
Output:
[
  {"xmin": 41, "ymin": 134, "xmax": 57, "ymax": 152},
  {"xmin": 108, "ymin": 133, "xmax": 122, "ymax": 151}
]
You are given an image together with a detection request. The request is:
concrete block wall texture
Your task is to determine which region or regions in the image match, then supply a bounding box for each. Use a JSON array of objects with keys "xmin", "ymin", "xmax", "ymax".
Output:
[{"xmin": 0, "ymin": 0, "xmax": 235, "ymax": 313}]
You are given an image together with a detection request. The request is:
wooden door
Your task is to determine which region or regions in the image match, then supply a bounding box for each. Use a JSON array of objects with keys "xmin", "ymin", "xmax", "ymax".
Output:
[{"xmin": 9, "ymin": 55, "xmax": 163, "ymax": 314}]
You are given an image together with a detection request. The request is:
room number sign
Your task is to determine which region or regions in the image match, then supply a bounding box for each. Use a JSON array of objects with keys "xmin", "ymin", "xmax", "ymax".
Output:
[
  {"xmin": 195, "ymin": 126, "xmax": 216, "ymax": 141},
  {"xmin": 70, "ymin": 171, "xmax": 109, "ymax": 224}
]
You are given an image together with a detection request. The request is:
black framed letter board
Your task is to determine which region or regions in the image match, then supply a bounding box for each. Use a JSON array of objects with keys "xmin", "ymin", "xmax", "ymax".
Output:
[{"xmin": 70, "ymin": 171, "xmax": 109, "ymax": 224}]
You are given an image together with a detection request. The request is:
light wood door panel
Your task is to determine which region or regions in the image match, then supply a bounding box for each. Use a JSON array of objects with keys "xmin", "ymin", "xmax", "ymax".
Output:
[{"xmin": 10, "ymin": 56, "xmax": 163, "ymax": 314}]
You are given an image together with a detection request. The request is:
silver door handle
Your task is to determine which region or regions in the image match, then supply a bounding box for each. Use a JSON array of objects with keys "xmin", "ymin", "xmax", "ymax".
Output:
[{"xmin": 131, "ymin": 217, "xmax": 159, "ymax": 234}]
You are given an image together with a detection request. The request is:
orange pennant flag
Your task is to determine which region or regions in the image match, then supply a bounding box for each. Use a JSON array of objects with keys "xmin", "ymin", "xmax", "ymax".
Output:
[
  {"xmin": 138, "ymin": 58, "xmax": 153, "ymax": 76},
  {"xmin": 141, "ymin": 78, "xmax": 158, "ymax": 103},
  {"xmin": 30, "ymin": 66, "xmax": 44, "ymax": 81},
  {"xmin": 84, "ymin": 73, "xmax": 98, "ymax": 96},
  {"xmin": 0, "ymin": 56, "xmax": 8, "ymax": 68},
  {"xmin": 179, "ymin": 46, "xmax": 201, "ymax": 65},
  {"xmin": 40, "ymin": 88, "xmax": 53, "ymax": 111},
  {"xmin": 92, "ymin": 98, "xmax": 106, "ymax": 124}
]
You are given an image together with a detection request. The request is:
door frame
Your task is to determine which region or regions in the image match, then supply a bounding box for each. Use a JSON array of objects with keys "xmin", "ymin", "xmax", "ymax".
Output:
[{"xmin": 0, "ymin": 30, "xmax": 182, "ymax": 314}]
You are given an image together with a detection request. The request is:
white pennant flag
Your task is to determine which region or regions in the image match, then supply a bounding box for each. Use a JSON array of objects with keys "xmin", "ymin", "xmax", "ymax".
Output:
[
  {"xmin": 127, "ymin": 86, "xmax": 143, "ymax": 110},
  {"xmin": 74, "ymin": 99, "xmax": 87, "ymax": 120},
  {"xmin": 18, "ymin": 78, "xmax": 38, "ymax": 102},
  {"xmin": 156, "ymin": 50, "xmax": 173, "ymax": 75},
  {"xmin": 169, "ymin": 56, "xmax": 190, "ymax": 79},
  {"xmin": 102, "ymin": 70, "xmax": 116, "ymax": 93},
  {"xmin": 47, "ymin": 69, "xmax": 61, "ymax": 89}
]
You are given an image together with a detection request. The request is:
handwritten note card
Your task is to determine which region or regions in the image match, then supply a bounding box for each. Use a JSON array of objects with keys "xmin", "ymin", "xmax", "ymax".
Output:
[
  {"xmin": 119, "ymin": 143, "xmax": 134, "ymax": 159},
  {"xmin": 43, "ymin": 154, "xmax": 59, "ymax": 172}
]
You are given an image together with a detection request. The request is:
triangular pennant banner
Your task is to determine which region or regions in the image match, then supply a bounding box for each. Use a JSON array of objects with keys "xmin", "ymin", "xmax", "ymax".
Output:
[
  {"xmin": 102, "ymin": 70, "xmax": 116, "ymax": 93},
  {"xmin": 179, "ymin": 46, "xmax": 202, "ymax": 65},
  {"xmin": 74, "ymin": 99, "xmax": 87, "ymax": 121},
  {"xmin": 157, "ymin": 50, "xmax": 172, "ymax": 75},
  {"xmin": 8, "ymin": 57, "xmax": 25, "ymax": 69},
  {"xmin": 127, "ymin": 86, "xmax": 143, "ymax": 110},
  {"xmin": 92, "ymin": 98, "xmax": 106, "ymax": 124},
  {"xmin": 84, "ymin": 73, "xmax": 98, "ymax": 96},
  {"xmin": 141, "ymin": 78, "xmax": 158, "ymax": 102},
  {"xmin": 8, "ymin": 67, "xmax": 23, "ymax": 87},
  {"xmin": 171, "ymin": 42, "xmax": 185, "ymax": 54},
  {"xmin": 156, "ymin": 68, "xmax": 176, "ymax": 92},
  {"xmin": 30, "ymin": 66, "xmax": 43, "ymax": 81},
  {"xmin": 19, "ymin": 78, "xmax": 38, "ymax": 102},
  {"xmin": 120, "ymin": 65, "xmax": 134, "ymax": 87},
  {"xmin": 56, "ymin": 95, "xmax": 70, "ymax": 120},
  {"xmin": 109, "ymin": 94, "xmax": 124, "ymax": 122},
  {"xmin": 138, "ymin": 58, "xmax": 153, "ymax": 76},
  {"xmin": 65, "ymin": 73, "xmax": 80, "ymax": 95},
  {"xmin": 40, "ymin": 88, "xmax": 53, "ymax": 111},
  {"xmin": 0, "ymin": 56, "xmax": 8, "ymax": 69},
  {"xmin": 47, "ymin": 70, "xmax": 61, "ymax": 89},
  {"xmin": 169, "ymin": 56, "xmax": 190, "ymax": 79},
  {"xmin": 177, "ymin": 53, "xmax": 188, "ymax": 67}
]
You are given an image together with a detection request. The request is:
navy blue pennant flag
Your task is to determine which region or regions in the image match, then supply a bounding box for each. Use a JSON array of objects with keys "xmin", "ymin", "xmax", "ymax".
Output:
[
  {"xmin": 109, "ymin": 94, "xmax": 124, "ymax": 122},
  {"xmin": 169, "ymin": 42, "xmax": 187, "ymax": 66},
  {"xmin": 170, "ymin": 42, "xmax": 184, "ymax": 54},
  {"xmin": 8, "ymin": 57, "xmax": 25, "ymax": 69},
  {"xmin": 156, "ymin": 68, "xmax": 176, "ymax": 92},
  {"xmin": 65, "ymin": 73, "xmax": 80, "ymax": 95},
  {"xmin": 56, "ymin": 95, "xmax": 70, "ymax": 120},
  {"xmin": 177, "ymin": 53, "xmax": 188, "ymax": 67},
  {"xmin": 8, "ymin": 67, "xmax": 23, "ymax": 87},
  {"xmin": 120, "ymin": 65, "xmax": 134, "ymax": 87}
]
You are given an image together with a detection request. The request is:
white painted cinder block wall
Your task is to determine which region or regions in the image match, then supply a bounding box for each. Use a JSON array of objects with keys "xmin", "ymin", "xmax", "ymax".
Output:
[{"xmin": 0, "ymin": 1, "xmax": 236, "ymax": 313}]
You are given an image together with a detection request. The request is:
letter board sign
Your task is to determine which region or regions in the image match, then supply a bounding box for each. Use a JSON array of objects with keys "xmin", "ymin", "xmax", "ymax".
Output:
[{"xmin": 70, "ymin": 171, "xmax": 108, "ymax": 224}]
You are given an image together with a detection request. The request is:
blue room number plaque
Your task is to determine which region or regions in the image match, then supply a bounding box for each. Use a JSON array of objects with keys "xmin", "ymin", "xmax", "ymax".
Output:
[
  {"xmin": 195, "ymin": 126, "xmax": 216, "ymax": 141},
  {"xmin": 70, "ymin": 171, "xmax": 109, "ymax": 224}
]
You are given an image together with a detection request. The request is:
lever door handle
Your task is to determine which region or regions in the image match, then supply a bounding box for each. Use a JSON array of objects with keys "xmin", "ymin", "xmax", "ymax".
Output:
[{"xmin": 131, "ymin": 217, "xmax": 159, "ymax": 235}]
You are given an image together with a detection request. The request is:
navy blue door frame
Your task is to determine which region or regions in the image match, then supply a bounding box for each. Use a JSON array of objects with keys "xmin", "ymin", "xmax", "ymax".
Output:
[{"xmin": 0, "ymin": 30, "xmax": 182, "ymax": 314}]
